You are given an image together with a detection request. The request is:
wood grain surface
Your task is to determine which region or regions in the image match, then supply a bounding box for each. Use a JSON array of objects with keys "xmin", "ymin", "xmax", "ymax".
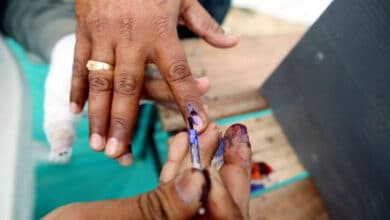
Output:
[
  {"xmin": 157, "ymin": 35, "xmax": 302, "ymax": 131},
  {"xmin": 250, "ymin": 178, "xmax": 331, "ymax": 220}
]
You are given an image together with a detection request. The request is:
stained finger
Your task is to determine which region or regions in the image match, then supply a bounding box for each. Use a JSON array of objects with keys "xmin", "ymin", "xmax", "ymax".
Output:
[{"xmin": 219, "ymin": 124, "xmax": 252, "ymax": 219}]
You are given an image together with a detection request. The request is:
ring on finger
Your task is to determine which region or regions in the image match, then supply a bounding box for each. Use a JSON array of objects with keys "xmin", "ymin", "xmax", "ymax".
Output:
[{"xmin": 86, "ymin": 60, "xmax": 114, "ymax": 71}]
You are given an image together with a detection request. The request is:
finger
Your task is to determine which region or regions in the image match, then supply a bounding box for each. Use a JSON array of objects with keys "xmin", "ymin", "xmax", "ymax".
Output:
[
  {"xmin": 43, "ymin": 170, "xmax": 206, "ymax": 220},
  {"xmin": 143, "ymin": 76, "xmax": 210, "ymax": 102},
  {"xmin": 70, "ymin": 29, "xmax": 91, "ymax": 114},
  {"xmin": 87, "ymin": 40, "xmax": 115, "ymax": 151},
  {"xmin": 117, "ymin": 152, "xmax": 133, "ymax": 167},
  {"xmin": 160, "ymin": 123, "xmax": 220, "ymax": 183},
  {"xmin": 104, "ymin": 44, "xmax": 145, "ymax": 159},
  {"xmin": 160, "ymin": 132, "xmax": 189, "ymax": 183},
  {"xmin": 201, "ymin": 168, "xmax": 244, "ymax": 220},
  {"xmin": 154, "ymin": 39, "xmax": 208, "ymax": 132},
  {"xmin": 219, "ymin": 124, "xmax": 252, "ymax": 219},
  {"xmin": 137, "ymin": 169, "xmax": 206, "ymax": 219},
  {"xmin": 181, "ymin": 0, "xmax": 239, "ymax": 48}
]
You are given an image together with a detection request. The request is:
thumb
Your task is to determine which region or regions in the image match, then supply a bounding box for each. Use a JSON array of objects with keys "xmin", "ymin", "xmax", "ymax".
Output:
[
  {"xmin": 137, "ymin": 169, "xmax": 206, "ymax": 220},
  {"xmin": 180, "ymin": 0, "xmax": 238, "ymax": 48}
]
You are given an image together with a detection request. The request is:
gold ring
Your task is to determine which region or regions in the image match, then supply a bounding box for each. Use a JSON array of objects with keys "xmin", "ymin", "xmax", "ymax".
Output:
[{"xmin": 86, "ymin": 60, "xmax": 114, "ymax": 71}]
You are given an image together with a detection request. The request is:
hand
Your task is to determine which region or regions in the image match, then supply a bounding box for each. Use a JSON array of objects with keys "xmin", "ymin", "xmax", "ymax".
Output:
[
  {"xmin": 44, "ymin": 123, "xmax": 251, "ymax": 219},
  {"xmin": 44, "ymin": 33, "xmax": 210, "ymax": 163},
  {"xmin": 70, "ymin": 0, "xmax": 238, "ymax": 162}
]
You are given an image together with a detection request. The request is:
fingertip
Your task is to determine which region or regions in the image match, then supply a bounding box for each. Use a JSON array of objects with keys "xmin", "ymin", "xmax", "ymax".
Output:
[
  {"xmin": 117, "ymin": 153, "xmax": 133, "ymax": 167},
  {"xmin": 70, "ymin": 102, "xmax": 82, "ymax": 114},
  {"xmin": 90, "ymin": 133, "xmax": 105, "ymax": 151},
  {"xmin": 207, "ymin": 33, "xmax": 239, "ymax": 48},
  {"xmin": 105, "ymin": 138, "xmax": 120, "ymax": 158},
  {"xmin": 195, "ymin": 77, "xmax": 210, "ymax": 95}
]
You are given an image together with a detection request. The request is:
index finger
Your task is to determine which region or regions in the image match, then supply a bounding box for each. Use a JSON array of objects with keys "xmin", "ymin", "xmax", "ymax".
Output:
[{"xmin": 154, "ymin": 38, "xmax": 208, "ymax": 132}]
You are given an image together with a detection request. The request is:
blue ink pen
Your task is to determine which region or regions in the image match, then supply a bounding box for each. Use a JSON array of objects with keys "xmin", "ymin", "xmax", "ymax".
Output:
[
  {"xmin": 188, "ymin": 117, "xmax": 202, "ymax": 170},
  {"xmin": 188, "ymin": 116, "xmax": 207, "ymax": 216}
]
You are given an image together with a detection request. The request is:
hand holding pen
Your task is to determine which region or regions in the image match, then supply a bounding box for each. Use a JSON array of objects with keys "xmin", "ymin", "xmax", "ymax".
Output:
[{"xmin": 44, "ymin": 123, "xmax": 251, "ymax": 220}]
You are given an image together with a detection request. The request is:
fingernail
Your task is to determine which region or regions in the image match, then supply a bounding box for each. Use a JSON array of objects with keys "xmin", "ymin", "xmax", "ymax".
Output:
[
  {"xmin": 175, "ymin": 170, "xmax": 205, "ymax": 204},
  {"xmin": 192, "ymin": 115, "xmax": 203, "ymax": 131},
  {"xmin": 118, "ymin": 153, "xmax": 133, "ymax": 167},
  {"xmin": 70, "ymin": 102, "xmax": 80, "ymax": 114},
  {"xmin": 187, "ymin": 104, "xmax": 204, "ymax": 131},
  {"xmin": 105, "ymin": 138, "xmax": 119, "ymax": 156},
  {"xmin": 90, "ymin": 133, "xmax": 103, "ymax": 150},
  {"xmin": 224, "ymin": 123, "xmax": 250, "ymax": 145}
]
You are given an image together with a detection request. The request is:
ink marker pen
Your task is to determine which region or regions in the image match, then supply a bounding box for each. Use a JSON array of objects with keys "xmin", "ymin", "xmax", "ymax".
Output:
[
  {"xmin": 188, "ymin": 117, "xmax": 202, "ymax": 170},
  {"xmin": 188, "ymin": 116, "xmax": 207, "ymax": 215}
]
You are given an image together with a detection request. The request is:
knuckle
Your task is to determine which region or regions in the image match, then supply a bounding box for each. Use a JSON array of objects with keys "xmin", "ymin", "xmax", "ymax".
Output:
[
  {"xmin": 166, "ymin": 59, "xmax": 191, "ymax": 83},
  {"xmin": 152, "ymin": 15, "xmax": 171, "ymax": 38},
  {"xmin": 86, "ymin": 15, "xmax": 109, "ymax": 33},
  {"xmin": 182, "ymin": 94, "xmax": 198, "ymax": 106},
  {"xmin": 138, "ymin": 189, "xmax": 170, "ymax": 220},
  {"xmin": 204, "ymin": 18, "xmax": 220, "ymax": 34},
  {"xmin": 89, "ymin": 73, "xmax": 112, "ymax": 92},
  {"xmin": 114, "ymin": 72, "xmax": 139, "ymax": 95},
  {"xmin": 119, "ymin": 16, "xmax": 136, "ymax": 40},
  {"xmin": 110, "ymin": 113, "xmax": 128, "ymax": 130}
]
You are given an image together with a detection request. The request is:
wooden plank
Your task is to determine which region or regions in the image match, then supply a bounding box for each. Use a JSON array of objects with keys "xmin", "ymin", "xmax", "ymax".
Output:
[
  {"xmin": 157, "ymin": 35, "xmax": 302, "ymax": 131},
  {"xmin": 250, "ymin": 178, "xmax": 331, "ymax": 220}
]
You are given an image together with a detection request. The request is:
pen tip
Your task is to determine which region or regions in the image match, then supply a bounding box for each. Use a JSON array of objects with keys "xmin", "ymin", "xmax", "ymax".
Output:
[{"xmin": 188, "ymin": 117, "xmax": 194, "ymax": 130}]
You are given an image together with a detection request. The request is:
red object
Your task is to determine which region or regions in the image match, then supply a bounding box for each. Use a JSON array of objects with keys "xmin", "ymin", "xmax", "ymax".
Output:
[{"xmin": 251, "ymin": 162, "xmax": 273, "ymax": 180}]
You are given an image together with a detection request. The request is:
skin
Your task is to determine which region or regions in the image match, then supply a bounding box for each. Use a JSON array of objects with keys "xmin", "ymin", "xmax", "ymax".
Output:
[
  {"xmin": 70, "ymin": 0, "xmax": 238, "ymax": 163},
  {"xmin": 44, "ymin": 123, "xmax": 251, "ymax": 220},
  {"xmin": 109, "ymin": 75, "xmax": 211, "ymax": 166}
]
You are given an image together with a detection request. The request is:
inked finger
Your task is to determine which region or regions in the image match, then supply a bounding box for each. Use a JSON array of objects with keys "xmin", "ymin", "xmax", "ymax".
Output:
[
  {"xmin": 219, "ymin": 124, "xmax": 252, "ymax": 219},
  {"xmin": 154, "ymin": 39, "xmax": 208, "ymax": 132}
]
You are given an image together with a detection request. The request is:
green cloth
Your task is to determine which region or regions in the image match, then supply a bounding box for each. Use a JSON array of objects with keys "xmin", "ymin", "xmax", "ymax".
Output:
[{"xmin": 6, "ymin": 39, "xmax": 159, "ymax": 219}]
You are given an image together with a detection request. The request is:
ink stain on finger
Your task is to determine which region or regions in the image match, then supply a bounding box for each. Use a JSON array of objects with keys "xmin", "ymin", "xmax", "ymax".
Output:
[
  {"xmin": 187, "ymin": 104, "xmax": 202, "ymax": 129},
  {"xmin": 224, "ymin": 123, "xmax": 250, "ymax": 148}
]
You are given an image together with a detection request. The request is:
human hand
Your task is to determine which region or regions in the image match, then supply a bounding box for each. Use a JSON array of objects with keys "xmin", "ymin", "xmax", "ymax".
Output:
[
  {"xmin": 45, "ymin": 34, "xmax": 210, "ymax": 163},
  {"xmin": 44, "ymin": 123, "xmax": 251, "ymax": 219},
  {"xmin": 70, "ymin": 0, "xmax": 238, "ymax": 162}
]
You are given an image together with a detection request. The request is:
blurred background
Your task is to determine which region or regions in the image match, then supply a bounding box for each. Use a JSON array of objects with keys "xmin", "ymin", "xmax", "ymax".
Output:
[{"xmin": 0, "ymin": 1, "xmax": 332, "ymax": 219}]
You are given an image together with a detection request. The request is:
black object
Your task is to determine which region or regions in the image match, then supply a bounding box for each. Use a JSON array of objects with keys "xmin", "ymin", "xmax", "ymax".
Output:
[
  {"xmin": 261, "ymin": 0, "xmax": 390, "ymax": 219},
  {"xmin": 178, "ymin": 0, "xmax": 231, "ymax": 38}
]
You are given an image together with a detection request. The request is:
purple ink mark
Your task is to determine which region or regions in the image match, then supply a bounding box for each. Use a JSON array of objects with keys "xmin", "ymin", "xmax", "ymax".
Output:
[
  {"xmin": 224, "ymin": 124, "xmax": 250, "ymax": 147},
  {"xmin": 187, "ymin": 104, "xmax": 201, "ymax": 126},
  {"xmin": 188, "ymin": 117, "xmax": 201, "ymax": 169}
]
